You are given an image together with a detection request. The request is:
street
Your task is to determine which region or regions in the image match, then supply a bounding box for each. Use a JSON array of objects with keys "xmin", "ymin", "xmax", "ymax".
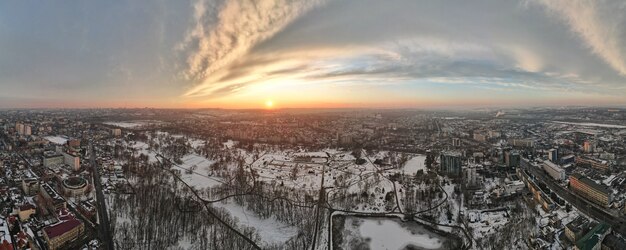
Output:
[
  {"xmin": 521, "ymin": 159, "xmax": 626, "ymax": 235},
  {"xmin": 90, "ymin": 143, "xmax": 114, "ymax": 250}
]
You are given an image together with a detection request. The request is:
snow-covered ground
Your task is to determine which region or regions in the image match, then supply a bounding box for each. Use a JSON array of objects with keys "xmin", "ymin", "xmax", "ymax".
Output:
[
  {"xmin": 174, "ymin": 154, "xmax": 222, "ymax": 189},
  {"xmin": 403, "ymin": 155, "xmax": 427, "ymax": 173},
  {"xmin": 44, "ymin": 136, "xmax": 68, "ymax": 145},
  {"xmin": 104, "ymin": 121, "xmax": 146, "ymax": 128},
  {"xmin": 340, "ymin": 216, "xmax": 446, "ymax": 250},
  {"xmin": 128, "ymin": 141, "xmax": 158, "ymax": 163},
  {"xmin": 552, "ymin": 121, "xmax": 626, "ymax": 129},
  {"xmin": 467, "ymin": 210, "xmax": 509, "ymax": 238},
  {"xmin": 213, "ymin": 201, "xmax": 298, "ymax": 247}
]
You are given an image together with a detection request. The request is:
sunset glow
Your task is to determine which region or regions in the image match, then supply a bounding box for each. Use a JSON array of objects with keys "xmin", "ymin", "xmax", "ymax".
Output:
[{"xmin": 1, "ymin": 0, "xmax": 625, "ymax": 109}]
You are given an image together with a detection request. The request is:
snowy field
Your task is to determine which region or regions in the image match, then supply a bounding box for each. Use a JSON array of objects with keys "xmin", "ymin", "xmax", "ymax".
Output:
[
  {"xmin": 44, "ymin": 136, "xmax": 68, "ymax": 145},
  {"xmin": 467, "ymin": 210, "xmax": 510, "ymax": 238},
  {"xmin": 403, "ymin": 155, "xmax": 427, "ymax": 173},
  {"xmin": 104, "ymin": 121, "xmax": 146, "ymax": 128},
  {"xmin": 128, "ymin": 141, "xmax": 158, "ymax": 163},
  {"xmin": 213, "ymin": 201, "xmax": 298, "ymax": 247},
  {"xmin": 552, "ymin": 121, "xmax": 626, "ymax": 129},
  {"xmin": 339, "ymin": 216, "xmax": 450, "ymax": 250},
  {"xmin": 174, "ymin": 154, "xmax": 222, "ymax": 189}
]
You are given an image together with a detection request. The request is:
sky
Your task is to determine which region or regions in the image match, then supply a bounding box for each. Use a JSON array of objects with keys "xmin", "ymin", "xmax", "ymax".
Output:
[{"xmin": 1, "ymin": 0, "xmax": 626, "ymax": 109}]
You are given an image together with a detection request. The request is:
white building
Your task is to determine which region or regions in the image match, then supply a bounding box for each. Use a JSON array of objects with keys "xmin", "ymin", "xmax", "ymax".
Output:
[
  {"xmin": 63, "ymin": 152, "xmax": 80, "ymax": 171},
  {"xmin": 542, "ymin": 160, "xmax": 565, "ymax": 181}
]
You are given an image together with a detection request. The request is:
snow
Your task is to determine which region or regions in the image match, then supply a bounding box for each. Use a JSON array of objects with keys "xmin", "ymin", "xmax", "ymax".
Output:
[
  {"xmin": 174, "ymin": 154, "xmax": 222, "ymax": 189},
  {"xmin": 128, "ymin": 141, "xmax": 158, "ymax": 163},
  {"xmin": 342, "ymin": 216, "xmax": 444, "ymax": 249},
  {"xmin": 213, "ymin": 201, "xmax": 298, "ymax": 246},
  {"xmin": 104, "ymin": 121, "xmax": 145, "ymax": 128},
  {"xmin": 466, "ymin": 209, "xmax": 510, "ymax": 238},
  {"xmin": 178, "ymin": 154, "xmax": 215, "ymax": 170},
  {"xmin": 44, "ymin": 136, "xmax": 68, "ymax": 145},
  {"xmin": 403, "ymin": 155, "xmax": 427, "ymax": 173},
  {"xmin": 223, "ymin": 140, "xmax": 236, "ymax": 148},
  {"xmin": 552, "ymin": 121, "xmax": 626, "ymax": 129},
  {"xmin": 603, "ymin": 175, "xmax": 616, "ymax": 185}
]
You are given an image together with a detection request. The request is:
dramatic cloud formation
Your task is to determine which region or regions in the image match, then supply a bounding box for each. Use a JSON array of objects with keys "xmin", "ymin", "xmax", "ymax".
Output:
[
  {"xmin": 1, "ymin": 0, "xmax": 625, "ymax": 108},
  {"xmin": 531, "ymin": 0, "xmax": 626, "ymax": 75},
  {"xmin": 179, "ymin": 0, "xmax": 626, "ymax": 106}
]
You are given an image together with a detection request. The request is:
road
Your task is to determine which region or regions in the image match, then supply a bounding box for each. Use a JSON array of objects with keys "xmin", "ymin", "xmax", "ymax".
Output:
[
  {"xmin": 521, "ymin": 159, "xmax": 626, "ymax": 235},
  {"xmin": 90, "ymin": 143, "xmax": 115, "ymax": 250}
]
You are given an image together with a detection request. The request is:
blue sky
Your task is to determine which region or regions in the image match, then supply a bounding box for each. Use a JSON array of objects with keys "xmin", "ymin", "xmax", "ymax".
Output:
[{"xmin": 1, "ymin": 0, "xmax": 625, "ymax": 108}]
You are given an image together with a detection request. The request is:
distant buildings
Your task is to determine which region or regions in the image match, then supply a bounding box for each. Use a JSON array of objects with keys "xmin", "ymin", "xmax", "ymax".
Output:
[
  {"xmin": 508, "ymin": 138, "xmax": 534, "ymax": 148},
  {"xmin": 575, "ymin": 156, "xmax": 610, "ymax": 173},
  {"xmin": 569, "ymin": 173, "xmax": 612, "ymax": 207},
  {"xmin": 43, "ymin": 152, "xmax": 64, "ymax": 168},
  {"xmin": 505, "ymin": 150, "xmax": 520, "ymax": 168},
  {"xmin": 111, "ymin": 128, "xmax": 122, "ymax": 137},
  {"xmin": 62, "ymin": 152, "xmax": 80, "ymax": 171},
  {"xmin": 440, "ymin": 151, "xmax": 462, "ymax": 176},
  {"xmin": 473, "ymin": 131, "xmax": 487, "ymax": 142},
  {"xmin": 452, "ymin": 138, "xmax": 461, "ymax": 147},
  {"xmin": 548, "ymin": 148, "xmax": 558, "ymax": 163},
  {"xmin": 15, "ymin": 122, "xmax": 24, "ymax": 135},
  {"xmin": 583, "ymin": 141, "xmax": 595, "ymax": 153},
  {"xmin": 68, "ymin": 139, "xmax": 80, "ymax": 148},
  {"xmin": 542, "ymin": 160, "xmax": 565, "ymax": 181}
]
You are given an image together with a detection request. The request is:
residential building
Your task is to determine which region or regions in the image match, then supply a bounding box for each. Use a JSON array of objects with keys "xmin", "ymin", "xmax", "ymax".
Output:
[
  {"xmin": 43, "ymin": 219, "xmax": 84, "ymax": 250},
  {"xmin": 440, "ymin": 151, "xmax": 462, "ymax": 176},
  {"xmin": 505, "ymin": 150, "xmax": 520, "ymax": 168},
  {"xmin": 508, "ymin": 138, "xmax": 534, "ymax": 147},
  {"xmin": 575, "ymin": 156, "xmax": 610, "ymax": 173},
  {"xmin": 569, "ymin": 173, "xmax": 612, "ymax": 208},
  {"xmin": 542, "ymin": 160, "xmax": 565, "ymax": 181},
  {"xmin": 565, "ymin": 216, "xmax": 593, "ymax": 243},
  {"xmin": 574, "ymin": 223, "xmax": 611, "ymax": 250}
]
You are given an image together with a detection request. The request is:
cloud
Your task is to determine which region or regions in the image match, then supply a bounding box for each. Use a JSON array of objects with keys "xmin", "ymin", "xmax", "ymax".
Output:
[
  {"xmin": 178, "ymin": 0, "xmax": 626, "ymax": 100},
  {"xmin": 178, "ymin": 0, "xmax": 327, "ymax": 82},
  {"xmin": 529, "ymin": 0, "xmax": 626, "ymax": 75}
]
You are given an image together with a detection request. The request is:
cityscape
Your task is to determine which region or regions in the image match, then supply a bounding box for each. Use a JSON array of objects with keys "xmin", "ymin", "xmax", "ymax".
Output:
[
  {"xmin": 1, "ymin": 108, "xmax": 626, "ymax": 249},
  {"xmin": 2, "ymin": 0, "xmax": 626, "ymax": 250}
]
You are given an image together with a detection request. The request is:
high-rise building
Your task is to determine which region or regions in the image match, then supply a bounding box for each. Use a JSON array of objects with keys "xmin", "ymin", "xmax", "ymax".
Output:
[
  {"xmin": 440, "ymin": 151, "xmax": 462, "ymax": 176},
  {"xmin": 505, "ymin": 150, "xmax": 520, "ymax": 168},
  {"xmin": 24, "ymin": 125, "xmax": 32, "ymax": 136},
  {"xmin": 15, "ymin": 122, "xmax": 25, "ymax": 135},
  {"xmin": 508, "ymin": 138, "xmax": 534, "ymax": 148},
  {"xmin": 548, "ymin": 148, "xmax": 558, "ymax": 163},
  {"xmin": 111, "ymin": 128, "xmax": 122, "ymax": 137},
  {"xmin": 569, "ymin": 173, "xmax": 612, "ymax": 207},
  {"xmin": 583, "ymin": 141, "xmax": 595, "ymax": 153},
  {"xmin": 542, "ymin": 160, "xmax": 565, "ymax": 181},
  {"xmin": 473, "ymin": 131, "xmax": 487, "ymax": 142},
  {"xmin": 62, "ymin": 152, "xmax": 80, "ymax": 171},
  {"xmin": 452, "ymin": 138, "xmax": 461, "ymax": 147}
]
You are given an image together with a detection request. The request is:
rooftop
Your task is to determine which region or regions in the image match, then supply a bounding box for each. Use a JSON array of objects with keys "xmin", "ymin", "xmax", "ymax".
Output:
[{"xmin": 43, "ymin": 219, "xmax": 82, "ymax": 238}]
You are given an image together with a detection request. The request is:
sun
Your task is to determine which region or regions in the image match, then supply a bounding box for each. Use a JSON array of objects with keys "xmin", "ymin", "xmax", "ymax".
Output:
[{"xmin": 265, "ymin": 100, "xmax": 274, "ymax": 109}]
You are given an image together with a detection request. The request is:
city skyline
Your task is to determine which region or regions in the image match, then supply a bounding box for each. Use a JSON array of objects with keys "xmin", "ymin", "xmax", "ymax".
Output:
[{"xmin": 2, "ymin": 0, "xmax": 626, "ymax": 109}]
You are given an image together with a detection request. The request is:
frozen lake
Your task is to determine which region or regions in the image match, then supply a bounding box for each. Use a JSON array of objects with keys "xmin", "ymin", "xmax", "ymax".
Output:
[{"xmin": 333, "ymin": 215, "xmax": 460, "ymax": 250}]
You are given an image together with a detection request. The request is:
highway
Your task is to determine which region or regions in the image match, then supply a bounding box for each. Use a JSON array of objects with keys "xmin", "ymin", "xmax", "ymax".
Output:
[
  {"xmin": 90, "ymin": 143, "xmax": 115, "ymax": 250},
  {"xmin": 521, "ymin": 159, "xmax": 626, "ymax": 235}
]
